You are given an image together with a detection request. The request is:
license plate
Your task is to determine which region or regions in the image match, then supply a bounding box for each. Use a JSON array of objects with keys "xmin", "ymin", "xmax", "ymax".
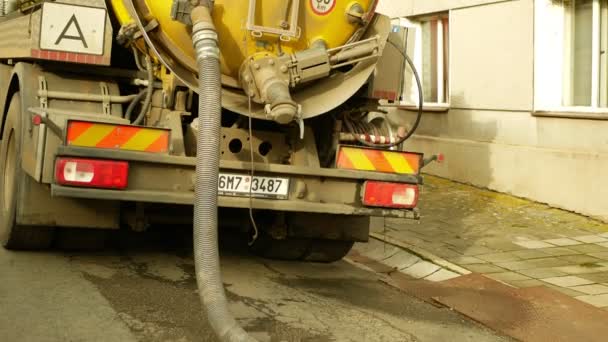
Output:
[{"xmin": 218, "ymin": 173, "xmax": 290, "ymax": 200}]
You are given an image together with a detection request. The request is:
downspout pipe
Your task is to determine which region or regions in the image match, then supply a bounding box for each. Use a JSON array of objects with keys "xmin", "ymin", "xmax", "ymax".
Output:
[{"xmin": 190, "ymin": 5, "xmax": 256, "ymax": 342}]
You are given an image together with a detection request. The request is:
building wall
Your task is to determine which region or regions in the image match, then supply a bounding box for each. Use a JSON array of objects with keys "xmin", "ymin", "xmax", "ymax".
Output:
[{"xmin": 378, "ymin": 0, "xmax": 608, "ymax": 221}]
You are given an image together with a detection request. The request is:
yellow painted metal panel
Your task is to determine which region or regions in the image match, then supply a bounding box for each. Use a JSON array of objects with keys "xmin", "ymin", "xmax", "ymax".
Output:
[{"xmin": 109, "ymin": 0, "xmax": 378, "ymax": 79}]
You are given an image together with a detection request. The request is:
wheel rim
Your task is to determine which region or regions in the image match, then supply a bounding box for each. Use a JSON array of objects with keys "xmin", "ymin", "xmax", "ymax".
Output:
[{"xmin": 3, "ymin": 130, "xmax": 15, "ymax": 214}]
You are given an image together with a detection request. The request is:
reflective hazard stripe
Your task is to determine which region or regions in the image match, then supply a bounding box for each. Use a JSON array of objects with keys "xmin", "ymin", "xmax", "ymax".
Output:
[
  {"xmin": 336, "ymin": 146, "xmax": 422, "ymax": 175},
  {"xmin": 66, "ymin": 121, "xmax": 170, "ymax": 153}
]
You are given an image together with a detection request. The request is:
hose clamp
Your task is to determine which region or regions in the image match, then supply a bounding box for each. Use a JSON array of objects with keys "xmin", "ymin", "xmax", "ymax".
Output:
[
  {"xmin": 193, "ymin": 22, "xmax": 216, "ymax": 34},
  {"xmin": 192, "ymin": 29, "xmax": 218, "ymax": 44},
  {"xmin": 192, "ymin": 28, "xmax": 220, "ymax": 60},
  {"xmin": 195, "ymin": 46, "xmax": 221, "ymax": 61}
]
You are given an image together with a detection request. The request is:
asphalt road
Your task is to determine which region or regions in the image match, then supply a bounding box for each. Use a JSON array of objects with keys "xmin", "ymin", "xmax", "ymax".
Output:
[{"xmin": 0, "ymin": 227, "xmax": 508, "ymax": 342}]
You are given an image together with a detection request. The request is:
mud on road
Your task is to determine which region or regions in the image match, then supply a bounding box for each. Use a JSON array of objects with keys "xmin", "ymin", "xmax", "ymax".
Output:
[{"xmin": 0, "ymin": 227, "xmax": 509, "ymax": 342}]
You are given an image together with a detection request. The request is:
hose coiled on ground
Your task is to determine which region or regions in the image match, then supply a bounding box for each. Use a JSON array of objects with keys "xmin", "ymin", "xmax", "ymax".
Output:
[{"xmin": 191, "ymin": 5, "xmax": 256, "ymax": 342}]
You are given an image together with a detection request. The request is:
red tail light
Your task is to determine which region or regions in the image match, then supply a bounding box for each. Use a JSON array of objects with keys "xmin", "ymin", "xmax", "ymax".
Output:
[
  {"xmin": 55, "ymin": 158, "xmax": 129, "ymax": 190},
  {"xmin": 363, "ymin": 181, "xmax": 419, "ymax": 209}
]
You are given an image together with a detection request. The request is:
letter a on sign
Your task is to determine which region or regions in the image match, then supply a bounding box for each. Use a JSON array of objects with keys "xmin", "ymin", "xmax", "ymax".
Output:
[
  {"xmin": 40, "ymin": 3, "xmax": 106, "ymax": 55},
  {"xmin": 55, "ymin": 15, "xmax": 88, "ymax": 48}
]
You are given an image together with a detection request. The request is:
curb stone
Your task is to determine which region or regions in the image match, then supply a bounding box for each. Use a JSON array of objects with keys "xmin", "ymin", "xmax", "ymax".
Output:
[
  {"xmin": 352, "ymin": 235, "xmax": 465, "ymax": 282},
  {"xmin": 369, "ymin": 232, "xmax": 471, "ymax": 276}
]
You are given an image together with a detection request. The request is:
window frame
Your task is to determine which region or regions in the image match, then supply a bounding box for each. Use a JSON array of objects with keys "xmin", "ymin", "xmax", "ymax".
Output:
[
  {"xmin": 534, "ymin": 0, "xmax": 608, "ymax": 118},
  {"xmin": 382, "ymin": 14, "xmax": 451, "ymax": 111}
]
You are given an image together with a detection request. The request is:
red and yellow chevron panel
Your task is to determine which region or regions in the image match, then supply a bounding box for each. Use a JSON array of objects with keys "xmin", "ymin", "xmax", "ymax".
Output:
[
  {"xmin": 66, "ymin": 121, "xmax": 170, "ymax": 153},
  {"xmin": 336, "ymin": 146, "xmax": 422, "ymax": 175}
]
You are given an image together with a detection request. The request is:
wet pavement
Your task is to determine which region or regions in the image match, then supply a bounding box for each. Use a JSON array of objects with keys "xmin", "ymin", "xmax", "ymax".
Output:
[
  {"xmin": 348, "ymin": 250, "xmax": 608, "ymax": 342},
  {"xmin": 0, "ymin": 227, "xmax": 508, "ymax": 342},
  {"xmin": 377, "ymin": 175, "xmax": 608, "ymax": 308}
]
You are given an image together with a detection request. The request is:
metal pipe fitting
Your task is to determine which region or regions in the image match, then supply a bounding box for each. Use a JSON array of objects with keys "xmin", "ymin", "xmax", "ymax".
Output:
[
  {"xmin": 264, "ymin": 82, "xmax": 298, "ymax": 124},
  {"xmin": 37, "ymin": 90, "xmax": 139, "ymax": 104},
  {"xmin": 239, "ymin": 55, "xmax": 299, "ymax": 125},
  {"xmin": 192, "ymin": 27, "xmax": 220, "ymax": 61}
]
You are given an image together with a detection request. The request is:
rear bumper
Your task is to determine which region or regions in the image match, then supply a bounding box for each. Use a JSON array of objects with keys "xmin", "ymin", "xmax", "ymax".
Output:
[{"xmin": 51, "ymin": 146, "xmax": 421, "ymax": 219}]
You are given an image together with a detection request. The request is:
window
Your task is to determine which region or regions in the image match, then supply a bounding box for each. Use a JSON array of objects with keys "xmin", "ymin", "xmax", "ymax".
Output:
[
  {"xmin": 536, "ymin": 0, "xmax": 608, "ymax": 114},
  {"xmin": 420, "ymin": 16, "xmax": 450, "ymax": 104},
  {"xmin": 563, "ymin": 0, "xmax": 608, "ymax": 107},
  {"xmin": 392, "ymin": 14, "xmax": 450, "ymax": 109}
]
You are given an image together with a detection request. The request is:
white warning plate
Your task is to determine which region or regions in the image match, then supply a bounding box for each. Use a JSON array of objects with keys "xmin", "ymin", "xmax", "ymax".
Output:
[
  {"xmin": 310, "ymin": 0, "xmax": 336, "ymax": 16},
  {"xmin": 40, "ymin": 3, "xmax": 106, "ymax": 56}
]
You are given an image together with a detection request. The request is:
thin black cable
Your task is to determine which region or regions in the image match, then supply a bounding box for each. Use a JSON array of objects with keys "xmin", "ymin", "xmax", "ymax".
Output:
[
  {"xmin": 125, "ymin": 90, "xmax": 146, "ymax": 121},
  {"xmin": 244, "ymin": 37, "xmax": 259, "ymax": 246},
  {"xmin": 247, "ymin": 95, "xmax": 259, "ymax": 246}
]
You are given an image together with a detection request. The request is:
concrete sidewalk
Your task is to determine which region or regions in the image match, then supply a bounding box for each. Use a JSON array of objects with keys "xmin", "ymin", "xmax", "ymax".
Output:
[{"xmin": 372, "ymin": 176, "xmax": 608, "ymax": 309}]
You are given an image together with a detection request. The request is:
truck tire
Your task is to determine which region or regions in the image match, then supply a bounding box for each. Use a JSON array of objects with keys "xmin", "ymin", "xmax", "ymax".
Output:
[
  {"xmin": 302, "ymin": 239, "xmax": 355, "ymax": 263},
  {"xmin": 0, "ymin": 93, "xmax": 54, "ymax": 249},
  {"xmin": 250, "ymin": 234, "xmax": 312, "ymax": 261},
  {"xmin": 54, "ymin": 228, "xmax": 108, "ymax": 251},
  {"xmin": 250, "ymin": 235, "xmax": 354, "ymax": 263},
  {"xmin": 249, "ymin": 212, "xmax": 363, "ymax": 263}
]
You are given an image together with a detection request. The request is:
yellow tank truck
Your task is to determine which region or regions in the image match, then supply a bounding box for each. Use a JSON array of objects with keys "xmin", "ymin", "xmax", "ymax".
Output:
[{"xmin": 0, "ymin": 1, "xmax": 435, "ymax": 338}]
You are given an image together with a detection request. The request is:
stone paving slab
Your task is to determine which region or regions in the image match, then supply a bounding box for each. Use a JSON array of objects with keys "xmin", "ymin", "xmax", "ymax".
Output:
[
  {"xmin": 544, "ymin": 238, "xmax": 581, "ymax": 246},
  {"xmin": 577, "ymin": 294, "xmax": 608, "ymax": 307},
  {"xmin": 538, "ymin": 247, "xmax": 579, "ymax": 257},
  {"xmin": 518, "ymin": 268, "xmax": 568, "ymax": 279},
  {"xmin": 376, "ymin": 176, "xmax": 608, "ymax": 308},
  {"xmin": 383, "ymin": 251, "xmax": 420, "ymax": 270},
  {"xmin": 487, "ymin": 272, "xmax": 531, "ymax": 282},
  {"xmin": 543, "ymin": 276, "xmax": 594, "ymax": 287},
  {"xmin": 589, "ymin": 252, "xmax": 608, "ymax": 260},
  {"xmin": 584, "ymin": 272, "xmax": 608, "ymax": 283},
  {"xmin": 570, "ymin": 284, "xmax": 608, "ymax": 295},
  {"xmin": 465, "ymin": 263, "xmax": 507, "ymax": 274}
]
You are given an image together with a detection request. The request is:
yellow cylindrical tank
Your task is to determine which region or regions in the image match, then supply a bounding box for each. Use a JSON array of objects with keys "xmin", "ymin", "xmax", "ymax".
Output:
[
  {"xmin": 112, "ymin": 0, "xmax": 377, "ymax": 82},
  {"xmin": 111, "ymin": 0, "xmax": 388, "ymax": 119}
]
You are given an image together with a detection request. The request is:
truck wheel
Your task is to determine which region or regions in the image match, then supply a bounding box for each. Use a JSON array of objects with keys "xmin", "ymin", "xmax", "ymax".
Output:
[
  {"xmin": 249, "ymin": 212, "xmax": 361, "ymax": 263},
  {"xmin": 250, "ymin": 234, "xmax": 312, "ymax": 261},
  {"xmin": 250, "ymin": 235, "xmax": 354, "ymax": 263},
  {"xmin": 302, "ymin": 240, "xmax": 355, "ymax": 263},
  {"xmin": 0, "ymin": 93, "xmax": 54, "ymax": 249},
  {"xmin": 55, "ymin": 228, "xmax": 108, "ymax": 251}
]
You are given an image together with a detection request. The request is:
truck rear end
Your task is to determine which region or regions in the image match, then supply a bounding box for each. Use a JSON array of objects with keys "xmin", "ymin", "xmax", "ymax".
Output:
[{"xmin": 0, "ymin": 0, "xmax": 431, "ymax": 262}]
